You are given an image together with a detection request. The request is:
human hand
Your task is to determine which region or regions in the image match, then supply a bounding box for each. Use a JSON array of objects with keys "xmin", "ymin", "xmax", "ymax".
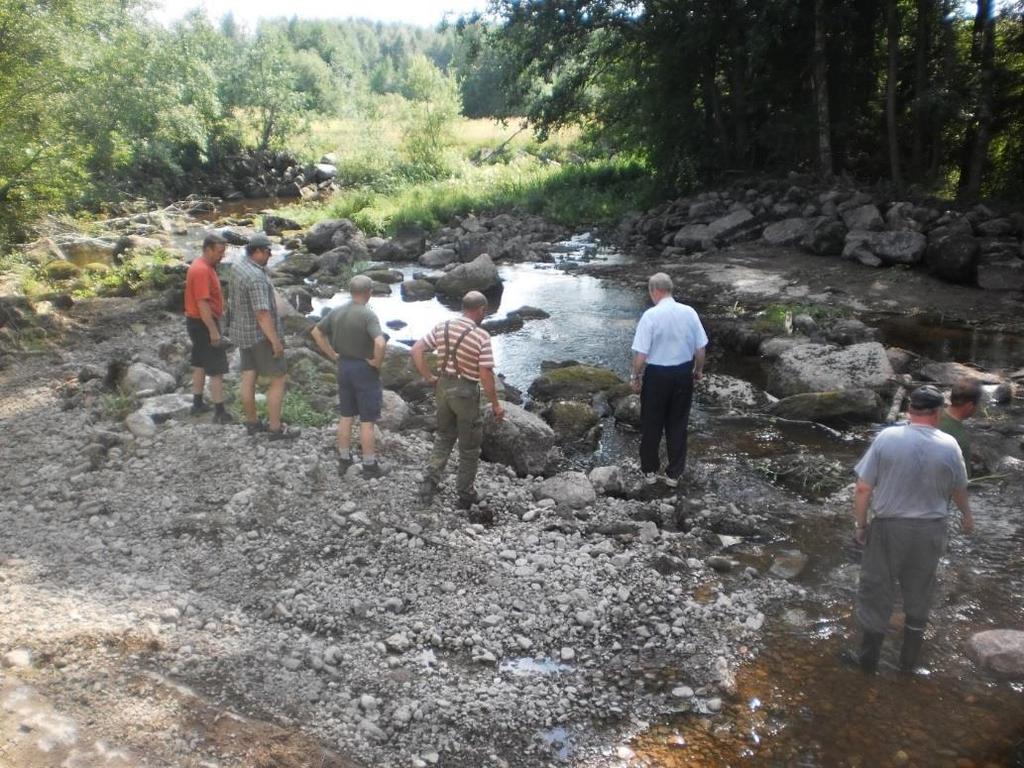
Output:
[
  {"xmin": 693, "ymin": 369, "xmax": 704, "ymax": 382},
  {"xmin": 962, "ymin": 515, "xmax": 975, "ymax": 536},
  {"xmin": 631, "ymin": 378, "xmax": 641, "ymax": 394},
  {"xmin": 854, "ymin": 524, "xmax": 868, "ymax": 546},
  {"xmin": 271, "ymin": 339, "xmax": 284, "ymax": 358},
  {"xmin": 210, "ymin": 331, "xmax": 222, "ymax": 347},
  {"xmin": 492, "ymin": 404, "xmax": 505, "ymax": 422}
]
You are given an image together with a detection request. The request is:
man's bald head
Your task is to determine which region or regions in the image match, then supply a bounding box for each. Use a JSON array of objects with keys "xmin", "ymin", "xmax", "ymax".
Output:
[
  {"xmin": 349, "ymin": 275, "xmax": 373, "ymax": 297},
  {"xmin": 462, "ymin": 291, "xmax": 489, "ymax": 323}
]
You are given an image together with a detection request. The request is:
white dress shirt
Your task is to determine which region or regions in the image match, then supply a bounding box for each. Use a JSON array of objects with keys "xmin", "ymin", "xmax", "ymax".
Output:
[{"xmin": 631, "ymin": 297, "xmax": 708, "ymax": 366}]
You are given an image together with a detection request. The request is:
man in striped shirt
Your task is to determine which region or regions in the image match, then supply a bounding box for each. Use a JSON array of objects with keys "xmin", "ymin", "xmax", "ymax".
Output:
[{"xmin": 412, "ymin": 291, "xmax": 505, "ymax": 509}]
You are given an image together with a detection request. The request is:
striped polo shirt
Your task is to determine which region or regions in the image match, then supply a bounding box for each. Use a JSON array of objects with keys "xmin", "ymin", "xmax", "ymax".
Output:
[{"xmin": 421, "ymin": 316, "xmax": 494, "ymax": 382}]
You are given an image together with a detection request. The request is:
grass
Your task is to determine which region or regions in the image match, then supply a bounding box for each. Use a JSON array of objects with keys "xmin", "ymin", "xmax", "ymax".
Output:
[{"xmin": 228, "ymin": 389, "xmax": 337, "ymax": 428}]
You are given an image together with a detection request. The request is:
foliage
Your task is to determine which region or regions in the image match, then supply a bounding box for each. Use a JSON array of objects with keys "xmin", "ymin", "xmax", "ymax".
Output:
[
  {"xmin": 100, "ymin": 392, "xmax": 140, "ymax": 421},
  {"xmin": 229, "ymin": 389, "xmax": 336, "ymax": 428}
]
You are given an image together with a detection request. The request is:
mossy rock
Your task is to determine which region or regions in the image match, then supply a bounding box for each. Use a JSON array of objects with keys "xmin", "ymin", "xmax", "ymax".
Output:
[
  {"xmin": 544, "ymin": 400, "xmax": 600, "ymax": 440},
  {"xmin": 528, "ymin": 364, "xmax": 628, "ymax": 402},
  {"xmin": 753, "ymin": 305, "xmax": 793, "ymax": 335},
  {"xmin": 84, "ymin": 262, "xmax": 112, "ymax": 275},
  {"xmin": 43, "ymin": 261, "xmax": 81, "ymax": 281}
]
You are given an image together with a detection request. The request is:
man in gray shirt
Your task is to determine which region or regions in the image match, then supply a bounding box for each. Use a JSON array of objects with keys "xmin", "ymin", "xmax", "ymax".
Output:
[
  {"xmin": 311, "ymin": 275, "xmax": 386, "ymax": 478},
  {"xmin": 847, "ymin": 385, "xmax": 974, "ymax": 673}
]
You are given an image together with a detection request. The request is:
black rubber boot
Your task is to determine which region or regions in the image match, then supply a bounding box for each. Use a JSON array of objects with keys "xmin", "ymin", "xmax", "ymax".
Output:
[
  {"xmin": 899, "ymin": 620, "xmax": 926, "ymax": 673},
  {"xmin": 842, "ymin": 631, "xmax": 884, "ymax": 673}
]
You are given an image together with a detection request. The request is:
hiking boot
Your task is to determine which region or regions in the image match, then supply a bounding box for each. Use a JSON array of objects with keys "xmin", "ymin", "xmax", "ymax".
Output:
[
  {"xmin": 245, "ymin": 419, "xmax": 267, "ymax": 435},
  {"xmin": 212, "ymin": 408, "xmax": 235, "ymax": 425},
  {"xmin": 840, "ymin": 631, "xmax": 885, "ymax": 673},
  {"xmin": 456, "ymin": 489, "xmax": 480, "ymax": 510},
  {"xmin": 417, "ymin": 479, "xmax": 437, "ymax": 505},
  {"xmin": 468, "ymin": 504, "xmax": 495, "ymax": 526},
  {"xmin": 267, "ymin": 426, "xmax": 301, "ymax": 441},
  {"xmin": 337, "ymin": 456, "xmax": 353, "ymax": 475},
  {"xmin": 899, "ymin": 625, "xmax": 926, "ymax": 673},
  {"xmin": 190, "ymin": 401, "xmax": 212, "ymax": 416},
  {"xmin": 361, "ymin": 462, "xmax": 385, "ymax": 479}
]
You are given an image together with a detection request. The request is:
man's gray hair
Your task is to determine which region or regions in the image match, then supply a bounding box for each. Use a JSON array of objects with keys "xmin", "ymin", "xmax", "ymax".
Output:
[
  {"xmin": 648, "ymin": 272, "xmax": 673, "ymax": 293},
  {"xmin": 462, "ymin": 291, "xmax": 489, "ymax": 311},
  {"xmin": 349, "ymin": 275, "xmax": 373, "ymax": 295}
]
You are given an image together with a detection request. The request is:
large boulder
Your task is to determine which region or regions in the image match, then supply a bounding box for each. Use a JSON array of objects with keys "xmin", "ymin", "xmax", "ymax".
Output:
[
  {"xmin": 840, "ymin": 204, "xmax": 884, "ymax": 232},
  {"xmin": 481, "ymin": 401, "xmax": 555, "ymax": 476},
  {"xmin": 589, "ymin": 466, "xmax": 623, "ymax": 495},
  {"xmin": 124, "ymin": 393, "xmax": 194, "ymax": 437},
  {"xmin": 918, "ymin": 361, "xmax": 1002, "ymax": 386},
  {"xmin": 801, "ymin": 219, "xmax": 847, "ymax": 256},
  {"xmin": 533, "ymin": 471, "xmax": 596, "ymax": 509},
  {"xmin": 122, "ymin": 362, "xmax": 177, "ymax": 395},
  {"xmin": 672, "ymin": 224, "xmax": 710, "ymax": 252},
  {"xmin": 613, "ymin": 394, "xmax": 641, "ymax": 428},
  {"xmin": 767, "ymin": 389, "xmax": 884, "ymax": 424},
  {"xmin": 528, "ymin": 364, "xmax": 628, "ymax": 402},
  {"xmin": 845, "ymin": 230, "xmax": 927, "ymax": 266},
  {"xmin": 762, "ymin": 218, "xmax": 815, "ymax": 247},
  {"xmin": 379, "ymin": 342, "xmax": 419, "ymax": 392},
  {"xmin": 419, "ymin": 248, "xmax": 458, "ymax": 268},
  {"xmin": 113, "ymin": 234, "xmax": 164, "ymax": 258},
  {"xmin": 967, "ymin": 629, "xmax": 1024, "ymax": 679},
  {"xmin": 543, "ymin": 401, "xmax": 600, "ymax": 443},
  {"xmin": 392, "ymin": 225, "xmax": 427, "ymax": 259},
  {"xmin": 767, "ymin": 342, "xmax": 894, "ymax": 397},
  {"xmin": 400, "ymin": 279, "xmax": 436, "ymax": 302},
  {"xmin": 707, "ymin": 209, "xmax": 757, "ymax": 241},
  {"xmin": 977, "ymin": 255, "xmax": 1024, "ymax": 291},
  {"xmin": 435, "ymin": 254, "xmax": 501, "ymax": 298},
  {"xmin": 378, "ymin": 390, "xmax": 411, "ymax": 432},
  {"xmin": 263, "ymin": 214, "xmax": 301, "ymax": 237},
  {"xmin": 305, "ymin": 219, "xmax": 362, "ymax": 255},
  {"xmin": 925, "ymin": 234, "xmax": 979, "ymax": 285},
  {"xmin": 699, "ymin": 374, "xmax": 775, "ymax": 409}
]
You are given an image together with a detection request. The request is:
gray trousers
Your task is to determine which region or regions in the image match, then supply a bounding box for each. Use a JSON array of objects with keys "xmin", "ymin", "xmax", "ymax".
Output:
[
  {"xmin": 856, "ymin": 517, "xmax": 947, "ymax": 634},
  {"xmin": 426, "ymin": 375, "xmax": 482, "ymax": 495}
]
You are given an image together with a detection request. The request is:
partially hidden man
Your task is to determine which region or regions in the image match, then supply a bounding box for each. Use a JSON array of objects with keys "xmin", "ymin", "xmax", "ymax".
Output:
[
  {"xmin": 184, "ymin": 231, "xmax": 232, "ymax": 423},
  {"xmin": 311, "ymin": 275, "xmax": 386, "ymax": 479},
  {"xmin": 847, "ymin": 385, "xmax": 974, "ymax": 674},
  {"xmin": 412, "ymin": 291, "xmax": 505, "ymax": 510},
  {"xmin": 630, "ymin": 272, "xmax": 708, "ymax": 487}
]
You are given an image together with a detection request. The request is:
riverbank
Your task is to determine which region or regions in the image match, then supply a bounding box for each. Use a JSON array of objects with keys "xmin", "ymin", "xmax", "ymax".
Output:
[{"xmin": 2, "ymin": 196, "xmax": 1024, "ymax": 767}]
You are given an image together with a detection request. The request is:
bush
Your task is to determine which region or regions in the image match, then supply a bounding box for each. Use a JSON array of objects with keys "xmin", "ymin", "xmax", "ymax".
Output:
[{"xmin": 43, "ymin": 261, "xmax": 81, "ymax": 281}]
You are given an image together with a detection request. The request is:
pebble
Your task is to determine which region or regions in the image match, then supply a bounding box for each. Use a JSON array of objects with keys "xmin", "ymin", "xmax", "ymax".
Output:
[
  {"xmin": 560, "ymin": 647, "xmax": 575, "ymax": 662},
  {"xmin": 672, "ymin": 686, "xmax": 694, "ymax": 699},
  {"xmin": 2, "ymin": 649, "xmax": 32, "ymax": 668}
]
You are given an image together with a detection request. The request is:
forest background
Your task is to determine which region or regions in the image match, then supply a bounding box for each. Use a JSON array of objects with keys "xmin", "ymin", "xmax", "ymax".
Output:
[{"xmin": 1, "ymin": 0, "xmax": 1022, "ymax": 250}]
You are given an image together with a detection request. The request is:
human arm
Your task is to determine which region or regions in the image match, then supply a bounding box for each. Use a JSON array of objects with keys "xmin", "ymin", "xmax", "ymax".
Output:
[
  {"xmin": 411, "ymin": 338, "xmax": 437, "ymax": 385},
  {"xmin": 631, "ymin": 352, "xmax": 646, "ymax": 394},
  {"xmin": 310, "ymin": 326, "xmax": 338, "ymax": 362},
  {"xmin": 255, "ymin": 310, "xmax": 283, "ymax": 357},
  {"xmin": 479, "ymin": 366, "xmax": 504, "ymax": 422},
  {"xmin": 197, "ymin": 299, "xmax": 221, "ymax": 344},
  {"xmin": 368, "ymin": 335, "xmax": 385, "ymax": 369},
  {"xmin": 693, "ymin": 345, "xmax": 706, "ymax": 381},
  {"xmin": 951, "ymin": 488, "xmax": 974, "ymax": 535},
  {"xmin": 853, "ymin": 478, "xmax": 873, "ymax": 545}
]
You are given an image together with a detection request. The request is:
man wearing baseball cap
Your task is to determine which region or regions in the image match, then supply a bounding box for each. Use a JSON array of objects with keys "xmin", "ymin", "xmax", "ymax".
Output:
[{"xmin": 845, "ymin": 385, "xmax": 974, "ymax": 674}]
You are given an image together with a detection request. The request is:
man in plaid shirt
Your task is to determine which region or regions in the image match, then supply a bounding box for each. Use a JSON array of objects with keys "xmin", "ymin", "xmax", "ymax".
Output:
[{"xmin": 227, "ymin": 233, "xmax": 298, "ymax": 440}]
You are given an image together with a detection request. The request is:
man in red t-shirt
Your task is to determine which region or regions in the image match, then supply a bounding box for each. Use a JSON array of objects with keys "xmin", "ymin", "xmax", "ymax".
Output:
[{"xmin": 184, "ymin": 232, "xmax": 232, "ymax": 422}]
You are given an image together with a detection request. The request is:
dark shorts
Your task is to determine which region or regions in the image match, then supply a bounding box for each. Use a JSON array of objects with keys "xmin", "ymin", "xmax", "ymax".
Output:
[
  {"xmin": 337, "ymin": 358, "xmax": 382, "ymax": 422},
  {"xmin": 186, "ymin": 317, "xmax": 228, "ymax": 376},
  {"xmin": 240, "ymin": 339, "xmax": 288, "ymax": 377}
]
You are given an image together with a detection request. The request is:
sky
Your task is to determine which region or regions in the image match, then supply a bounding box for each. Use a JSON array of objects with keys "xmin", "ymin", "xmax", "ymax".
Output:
[{"xmin": 152, "ymin": 0, "xmax": 489, "ymax": 29}]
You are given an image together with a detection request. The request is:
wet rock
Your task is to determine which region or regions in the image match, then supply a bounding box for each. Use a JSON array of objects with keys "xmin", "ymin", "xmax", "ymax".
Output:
[
  {"xmin": 673, "ymin": 224, "xmax": 711, "ymax": 252},
  {"xmin": 400, "ymin": 279, "xmax": 436, "ymax": 302},
  {"xmin": 529, "ymin": 365, "xmax": 628, "ymax": 402},
  {"xmin": 589, "ymin": 466, "xmax": 623, "ymax": 495},
  {"xmin": 122, "ymin": 362, "xmax": 176, "ymax": 395},
  {"xmin": 481, "ymin": 401, "xmax": 555, "ymax": 476},
  {"xmin": 707, "ymin": 556, "xmax": 735, "ymax": 573},
  {"xmin": 967, "ymin": 630, "xmax": 1024, "ymax": 679},
  {"xmin": 919, "ymin": 361, "xmax": 1002, "ymax": 386},
  {"xmin": 767, "ymin": 342, "xmax": 894, "ymax": 397},
  {"xmin": 277, "ymin": 251, "xmax": 319, "ymax": 278},
  {"xmin": 841, "ymin": 204, "xmax": 884, "ymax": 232},
  {"xmin": 993, "ymin": 382, "xmax": 1015, "ymax": 404},
  {"xmin": 976, "ymin": 255, "xmax": 1024, "ymax": 292},
  {"xmin": 419, "ymin": 248, "xmax": 457, "ymax": 268},
  {"xmin": 767, "ymin": 389, "xmax": 884, "ymax": 424},
  {"xmin": 480, "ymin": 313, "xmax": 525, "ymax": 335},
  {"xmin": 759, "ymin": 336, "xmax": 813, "ymax": 359},
  {"xmin": 360, "ymin": 268, "xmax": 403, "ymax": 285},
  {"xmin": 762, "ymin": 217, "xmax": 815, "ymax": 247},
  {"xmin": 926, "ymin": 235, "xmax": 979, "ymax": 285},
  {"xmin": 543, "ymin": 401, "xmax": 600, "ymax": 443},
  {"xmin": 305, "ymin": 219, "xmax": 361, "ymax": 255},
  {"xmin": 534, "ymin": 472, "xmax": 596, "ymax": 509},
  {"xmin": 699, "ymin": 374, "xmax": 774, "ymax": 409},
  {"xmin": 768, "ymin": 550, "xmax": 809, "ymax": 580},
  {"xmin": 435, "ymin": 254, "xmax": 501, "ymax": 297},
  {"xmin": 612, "ymin": 394, "xmax": 641, "ymax": 429},
  {"xmin": 824, "ymin": 318, "xmax": 876, "ymax": 345},
  {"xmin": 263, "ymin": 214, "xmax": 301, "ymax": 237},
  {"xmin": 512, "ymin": 306, "xmax": 550, "ymax": 320}
]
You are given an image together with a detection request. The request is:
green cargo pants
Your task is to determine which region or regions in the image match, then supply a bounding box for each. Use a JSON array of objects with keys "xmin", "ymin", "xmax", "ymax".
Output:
[{"xmin": 426, "ymin": 375, "xmax": 482, "ymax": 495}]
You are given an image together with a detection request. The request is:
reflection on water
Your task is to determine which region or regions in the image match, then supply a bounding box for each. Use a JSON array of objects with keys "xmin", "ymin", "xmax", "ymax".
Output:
[{"xmin": 872, "ymin": 314, "xmax": 1024, "ymax": 372}]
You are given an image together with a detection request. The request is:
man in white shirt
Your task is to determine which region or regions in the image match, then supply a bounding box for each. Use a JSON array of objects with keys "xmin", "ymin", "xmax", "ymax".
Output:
[{"xmin": 630, "ymin": 272, "xmax": 708, "ymax": 487}]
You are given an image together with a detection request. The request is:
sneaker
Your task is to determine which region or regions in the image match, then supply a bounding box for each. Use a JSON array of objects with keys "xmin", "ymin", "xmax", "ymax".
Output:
[
  {"xmin": 267, "ymin": 426, "xmax": 301, "ymax": 441},
  {"xmin": 361, "ymin": 462, "xmax": 385, "ymax": 479},
  {"xmin": 417, "ymin": 479, "xmax": 437, "ymax": 505},
  {"xmin": 212, "ymin": 408, "xmax": 235, "ymax": 425},
  {"xmin": 643, "ymin": 472, "xmax": 658, "ymax": 486},
  {"xmin": 190, "ymin": 401, "xmax": 212, "ymax": 416},
  {"xmin": 456, "ymin": 489, "xmax": 480, "ymax": 510},
  {"xmin": 661, "ymin": 475, "xmax": 679, "ymax": 488},
  {"xmin": 245, "ymin": 419, "xmax": 267, "ymax": 435},
  {"xmin": 337, "ymin": 456, "xmax": 353, "ymax": 475}
]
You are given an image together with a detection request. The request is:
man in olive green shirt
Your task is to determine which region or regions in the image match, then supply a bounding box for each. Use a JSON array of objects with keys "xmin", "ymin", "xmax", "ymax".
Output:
[
  {"xmin": 938, "ymin": 377, "xmax": 981, "ymax": 475},
  {"xmin": 311, "ymin": 275, "xmax": 386, "ymax": 478}
]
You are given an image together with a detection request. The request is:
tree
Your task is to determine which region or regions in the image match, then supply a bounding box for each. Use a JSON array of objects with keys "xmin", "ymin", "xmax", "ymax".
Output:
[
  {"xmin": 885, "ymin": 0, "xmax": 904, "ymax": 193},
  {"xmin": 959, "ymin": 0, "xmax": 997, "ymax": 200}
]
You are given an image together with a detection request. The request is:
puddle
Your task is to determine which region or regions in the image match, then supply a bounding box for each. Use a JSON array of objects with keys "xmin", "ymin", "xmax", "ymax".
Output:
[
  {"xmin": 500, "ymin": 656, "xmax": 572, "ymax": 676},
  {"xmin": 537, "ymin": 726, "xmax": 574, "ymax": 761}
]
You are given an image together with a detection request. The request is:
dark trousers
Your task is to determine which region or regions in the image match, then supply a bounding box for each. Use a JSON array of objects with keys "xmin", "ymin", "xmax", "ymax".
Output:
[{"xmin": 639, "ymin": 361, "xmax": 695, "ymax": 478}]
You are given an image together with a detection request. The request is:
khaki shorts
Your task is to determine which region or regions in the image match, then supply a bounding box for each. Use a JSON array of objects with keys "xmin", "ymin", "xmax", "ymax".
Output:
[{"xmin": 240, "ymin": 339, "xmax": 287, "ymax": 377}]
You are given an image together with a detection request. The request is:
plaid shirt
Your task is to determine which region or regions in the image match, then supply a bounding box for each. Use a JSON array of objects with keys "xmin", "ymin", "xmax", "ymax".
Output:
[{"xmin": 227, "ymin": 256, "xmax": 282, "ymax": 349}]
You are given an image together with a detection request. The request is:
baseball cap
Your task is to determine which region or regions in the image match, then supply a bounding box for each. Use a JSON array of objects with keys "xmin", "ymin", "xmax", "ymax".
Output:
[
  {"xmin": 246, "ymin": 233, "xmax": 273, "ymax": 251},
  {"xmin": 909, "ymin": 385, "xmax": 944, "ymax": 411}
]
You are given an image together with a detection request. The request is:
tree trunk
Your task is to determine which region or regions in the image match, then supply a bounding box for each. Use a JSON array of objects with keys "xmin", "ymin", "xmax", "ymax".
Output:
[
  {"xmin": 910, "ymin": 0, "xmax": 934, "ymax": 180},
  {"xmin": 813, "ymin": 0, "xmax": 833, "ymax": 177},
  {"xmin": 885, "ymin": 0, "xmax": 903, "ymax": 193},
  {"xmin": 932, "ymin": 0, "xmax": 958, "ymax": 179},
  {"xmin": 959, "ymin": 0, "xmax": 996, "ymax": 200}
]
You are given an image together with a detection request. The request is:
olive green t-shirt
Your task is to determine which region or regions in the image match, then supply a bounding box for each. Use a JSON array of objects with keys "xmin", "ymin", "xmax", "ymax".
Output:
[
  {"xmin": 316, "ymin": 301, "xmax": 382, "ymax": 360},
  {"xmin": 938, "ymin": 411, "xmax": 971, "ymax": 473}
]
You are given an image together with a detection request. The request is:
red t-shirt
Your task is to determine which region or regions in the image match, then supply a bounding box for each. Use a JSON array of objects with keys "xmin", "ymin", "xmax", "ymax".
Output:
[{"xmin": 184, "ymin": 258, "xmax": 223, "ymax": 319}]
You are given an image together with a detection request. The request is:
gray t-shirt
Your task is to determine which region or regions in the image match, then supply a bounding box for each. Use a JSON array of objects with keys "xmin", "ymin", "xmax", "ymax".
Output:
[
  {"xmin": 316, "ymin": 301, "xmax": 382, "ymax": 360},
  {"xmin": 854, "ymin": 424, "xmax": 968, "ymax": 520}
]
